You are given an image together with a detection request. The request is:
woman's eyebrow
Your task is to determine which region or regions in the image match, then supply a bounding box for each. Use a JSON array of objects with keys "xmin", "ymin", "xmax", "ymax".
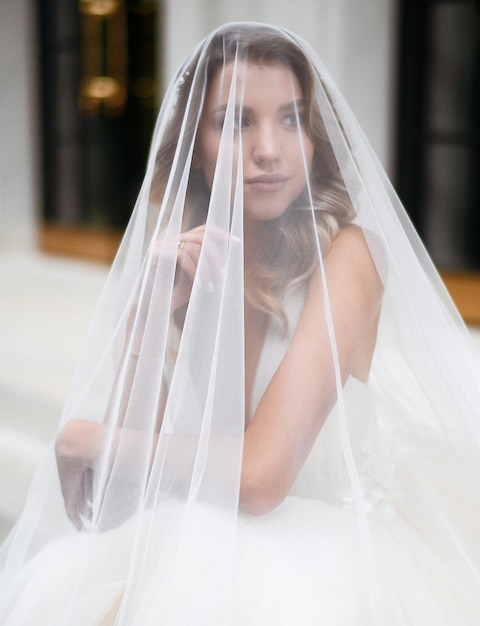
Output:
[
  {"xmin": 211, "ymin": 104, "xmax": 229, "ymax": 114},
  {"xmin": 211, "ymin": 99, "xmax": 305, "ymax": 115},
  {"xmin": 278, "ymin": 99, "xmax": 305, "ymax": 114},
  {"xmin": 210, "ymin": 104, "xmax": 248, "ymax": 114}
]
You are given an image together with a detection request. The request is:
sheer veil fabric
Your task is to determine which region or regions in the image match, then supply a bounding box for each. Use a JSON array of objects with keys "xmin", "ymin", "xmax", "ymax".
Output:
[{"xmin": 1, "ymin": 22, "xmax": 480, "ymax": 625}]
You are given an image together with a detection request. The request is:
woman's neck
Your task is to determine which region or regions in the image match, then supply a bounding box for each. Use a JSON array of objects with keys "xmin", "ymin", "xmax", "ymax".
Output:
[{"xmin": 243, "ymin": 218, "xmax": 267, "ymax": 266}]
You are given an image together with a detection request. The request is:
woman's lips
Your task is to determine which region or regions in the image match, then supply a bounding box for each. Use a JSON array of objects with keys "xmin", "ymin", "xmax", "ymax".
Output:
[{"xmin": 245, "ymin": 174, "xmax": 288, "ymax": 192}]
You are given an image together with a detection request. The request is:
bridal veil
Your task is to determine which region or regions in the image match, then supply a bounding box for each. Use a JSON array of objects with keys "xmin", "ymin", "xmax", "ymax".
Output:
[{"xmin": 1, "ymin": 22, "xmax": 480, "ymax": 625}]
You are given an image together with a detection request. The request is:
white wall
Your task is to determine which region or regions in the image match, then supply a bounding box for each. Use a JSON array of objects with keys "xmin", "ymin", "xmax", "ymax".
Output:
[
  {"xmin": 162, "ymin": 0, "xmax": 398, "ymax": 172},
  {"xmin": 0, "ymin": 0, "xmax": 39, "ymax": 251}
]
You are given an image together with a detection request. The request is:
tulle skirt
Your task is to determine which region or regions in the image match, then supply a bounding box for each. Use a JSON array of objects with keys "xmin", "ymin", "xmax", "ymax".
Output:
[
  {"xmin": 1, "ymin": 381, "xmax": 479, "ymax": 625},
  {"xmin": 1, "ymin": 471, "xmax": 478, "ymax": 626}
]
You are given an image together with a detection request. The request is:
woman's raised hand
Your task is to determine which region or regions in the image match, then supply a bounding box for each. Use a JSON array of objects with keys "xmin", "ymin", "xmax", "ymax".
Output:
[
  {"xmin": 151, "ymin": 224, "xmax": 232, "ymax": 311},
  {"xmin": 173, "ymin": 224, "xmax": 207, "ymax": 310}
]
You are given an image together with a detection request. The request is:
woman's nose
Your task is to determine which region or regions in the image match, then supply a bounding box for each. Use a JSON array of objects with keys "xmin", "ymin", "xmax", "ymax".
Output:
[{"xmin": 251, "ymin": 124, "xmax": 281, "ymax": 164}]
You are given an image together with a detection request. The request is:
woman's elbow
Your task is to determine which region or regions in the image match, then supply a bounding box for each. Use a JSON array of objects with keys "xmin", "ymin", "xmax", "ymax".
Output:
[{"xmin": 239, "ymin": 473, "xmax": 288, "ymax": 516}]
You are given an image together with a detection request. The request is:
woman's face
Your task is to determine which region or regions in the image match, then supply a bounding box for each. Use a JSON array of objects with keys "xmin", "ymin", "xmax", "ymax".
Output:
[{"xmin": 195, "ymin": 62, "xmax": 314, "ymax": 223}]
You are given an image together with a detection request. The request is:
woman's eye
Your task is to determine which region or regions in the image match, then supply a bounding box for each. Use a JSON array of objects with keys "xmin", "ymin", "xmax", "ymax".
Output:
[
  {"xmin": 233, "ymin": 115, "xmax": 249, "ymax": 131},
  {"xmin": 283, "ymin": 112, "xmax": 303, "ymax": 127},
  {"xmin": 215, "ymin": 115, "xmax": 249, "ymax": 131}
]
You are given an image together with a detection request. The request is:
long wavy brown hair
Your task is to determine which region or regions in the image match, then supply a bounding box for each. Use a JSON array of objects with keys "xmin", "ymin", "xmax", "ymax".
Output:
[{"xmin": 152, "ymin": 24, "xmax": 355, "ymax": 323}]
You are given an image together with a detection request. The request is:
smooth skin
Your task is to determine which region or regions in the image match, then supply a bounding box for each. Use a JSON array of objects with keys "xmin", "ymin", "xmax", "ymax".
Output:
[{"xmin": 55, "ymin": 61, "xmax": 382, "ymax": 525}]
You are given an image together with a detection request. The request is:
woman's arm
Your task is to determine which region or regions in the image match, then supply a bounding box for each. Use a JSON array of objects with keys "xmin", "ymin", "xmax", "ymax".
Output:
[
  {"xmin": 239, "ymin": 226, "xmax": 383, "ymax": 515},
  {"xmin": 55, "ymin": 224, "xmax": 227, "ymax": 527}
]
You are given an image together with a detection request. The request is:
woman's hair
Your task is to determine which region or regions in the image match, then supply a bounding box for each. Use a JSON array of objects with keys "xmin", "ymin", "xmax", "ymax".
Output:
[{"xmin": 153, "ymin": 24, "xmax": 355, "ymax": 323}]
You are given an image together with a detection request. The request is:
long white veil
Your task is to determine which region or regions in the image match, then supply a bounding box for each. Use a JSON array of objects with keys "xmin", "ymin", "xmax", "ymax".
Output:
[{"xmin": 1, "ymin": 22, "xmax": 480, "ymax": 625}]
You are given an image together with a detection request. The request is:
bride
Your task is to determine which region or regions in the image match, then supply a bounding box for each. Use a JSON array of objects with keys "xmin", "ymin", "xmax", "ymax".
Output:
[{"xmin": 1, "ymin": 22, "xmax": 479, "ymax": 625}]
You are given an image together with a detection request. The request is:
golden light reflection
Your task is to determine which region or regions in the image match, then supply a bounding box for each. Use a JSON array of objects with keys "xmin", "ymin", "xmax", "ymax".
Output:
[
  {"xmin": 79, "ymin": 0, "xmax": 119, "ymax": 17},
  {"xmin": 79, "ymin": 0, "xmax": 127, "ymax": 115}
]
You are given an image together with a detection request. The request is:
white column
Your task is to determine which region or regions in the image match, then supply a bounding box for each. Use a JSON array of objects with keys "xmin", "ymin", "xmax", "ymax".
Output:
[
  {"xmin": 0, "ymin": 0, "xmax": 39, "ymax": 251},
  {"xmin": 325, "ymin": 0, "xmax": 399, "ymax": 172}
]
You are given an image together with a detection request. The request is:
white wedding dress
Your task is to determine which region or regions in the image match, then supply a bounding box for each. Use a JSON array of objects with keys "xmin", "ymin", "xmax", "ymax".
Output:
[
  {"xmin": 2, "ymin": 22, "xmax": 480, "ymax": 626},
  {"xmin": 235, "ymin": 289, "xmax": 480, "ymax": 625}
]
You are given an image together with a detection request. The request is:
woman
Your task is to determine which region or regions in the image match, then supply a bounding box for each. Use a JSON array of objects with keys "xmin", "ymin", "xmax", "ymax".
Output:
[{"xmin": 1, "ymin": 23, "xmax": 479, "ymax": 625}]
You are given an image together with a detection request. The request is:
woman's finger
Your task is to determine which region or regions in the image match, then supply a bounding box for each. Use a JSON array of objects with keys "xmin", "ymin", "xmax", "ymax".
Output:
[{"xmin": 58, "ymin": 463, "xmax": 84, "ymax": 530}]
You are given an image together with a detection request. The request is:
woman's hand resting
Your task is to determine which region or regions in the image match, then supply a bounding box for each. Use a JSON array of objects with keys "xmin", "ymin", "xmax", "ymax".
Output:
[{"xmin": 55, "ymin": 419, "xmax": 106, "ymax": 530}]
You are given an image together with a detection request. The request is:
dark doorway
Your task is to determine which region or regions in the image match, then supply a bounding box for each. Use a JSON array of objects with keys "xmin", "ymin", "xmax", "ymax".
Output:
[
  {"xmin": 396, "ymin": 0, "xmax": 480, "ymax": 271},
  {"xmin": 37, "ymin": 0, "xmax": 159, "ymax": 260}
]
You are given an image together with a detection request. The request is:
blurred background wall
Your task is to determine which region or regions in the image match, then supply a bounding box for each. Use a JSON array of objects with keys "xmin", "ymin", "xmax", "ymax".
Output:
[{"xmin": 0, "ymin": 0, "xmax": 39, "ymax": 251}]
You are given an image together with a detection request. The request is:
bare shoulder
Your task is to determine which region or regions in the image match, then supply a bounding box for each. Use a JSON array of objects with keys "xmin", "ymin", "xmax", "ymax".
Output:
[
  {"xmin": 328, "ymin": 224, "xmax": 373, "ymax": 261},
  {"xmin": 294, "ymin": 224, "xmax": 383, "ymax": 330},
  {"xmin": 299, "ymin": 224, "xmax": 383, "ymax": 339},
  {"xmin": 321, "ymin": 224, "xmax": 382, "ymax": 289},
  {"xmin": 301, "ymin": 227, "xmax": 383, "ymax": 381}
]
